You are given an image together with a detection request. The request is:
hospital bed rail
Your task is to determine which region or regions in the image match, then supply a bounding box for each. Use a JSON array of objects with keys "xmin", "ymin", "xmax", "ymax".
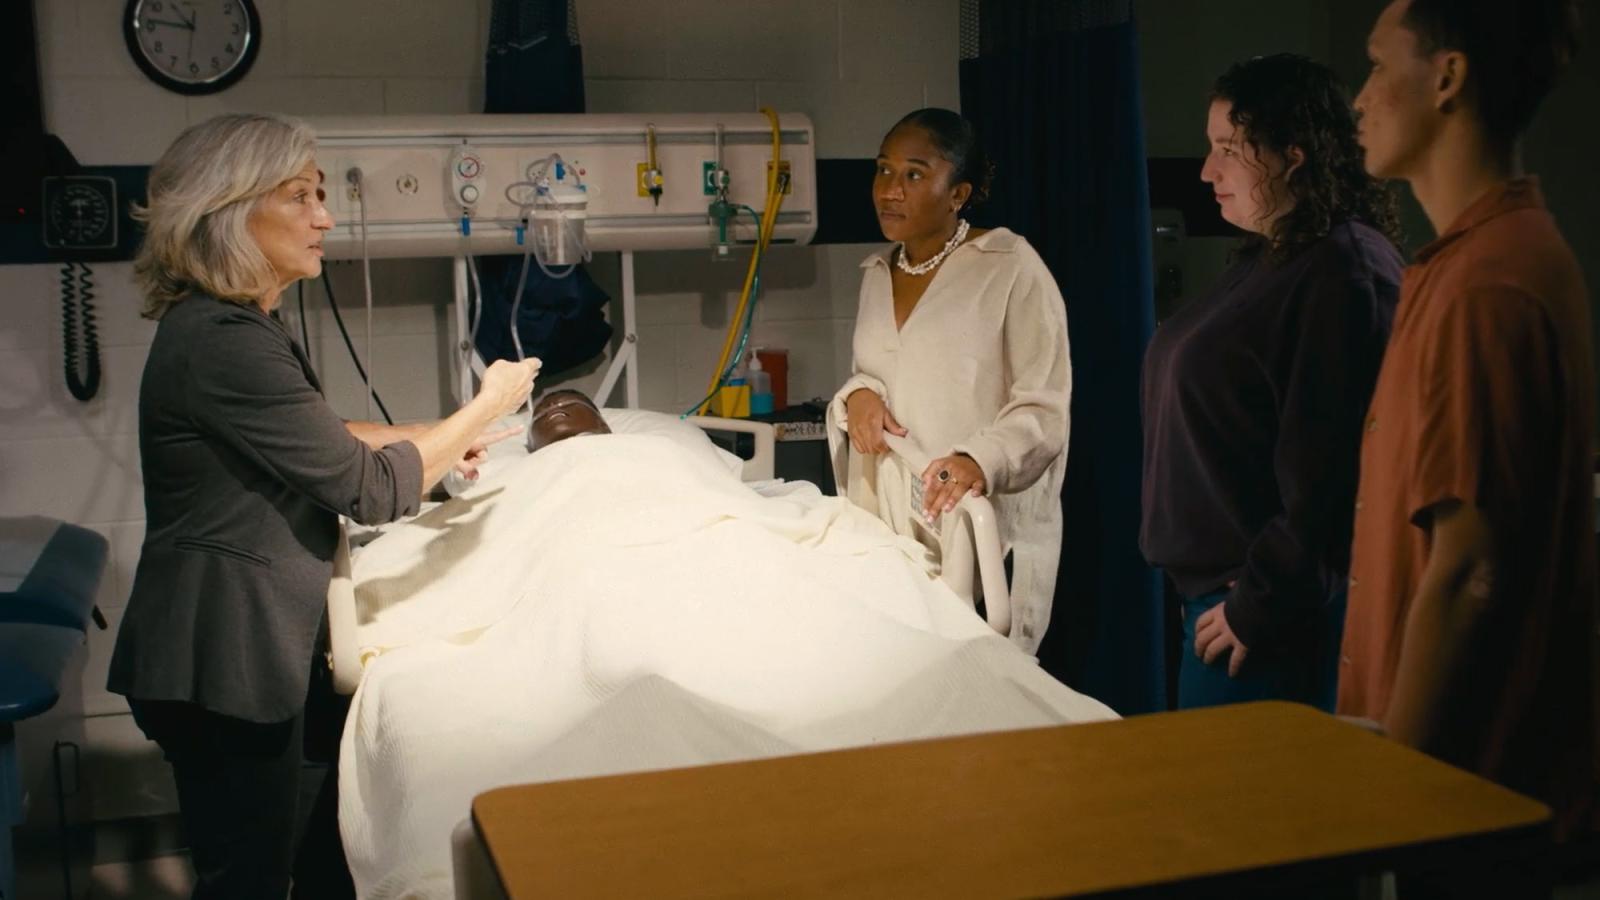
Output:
[
  {"xmin": 684, "ymin": 415, "xmax": 774, "ymax": 481},
  {"xmin": 693, "ymin": 412, "xmax": 1007, "ymax": 633},
  {"xmin": 823, "ymin": 404, "xmax": 1013, "ymax": 640},
  {"xmin": 938, "ymin": 493, "xmax": 1010, "ymax": 637}
]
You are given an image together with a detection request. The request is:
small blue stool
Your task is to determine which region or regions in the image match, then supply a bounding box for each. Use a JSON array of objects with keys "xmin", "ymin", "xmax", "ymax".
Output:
[{"xmin": 1, "ymin": 517, "xmax": 108, "ymax": 900}]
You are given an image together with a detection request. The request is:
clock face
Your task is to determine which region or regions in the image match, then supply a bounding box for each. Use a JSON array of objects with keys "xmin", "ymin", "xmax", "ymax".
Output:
[{"xmin": 124, "ymin": 0, "xmax": 260, "ymax": 95}]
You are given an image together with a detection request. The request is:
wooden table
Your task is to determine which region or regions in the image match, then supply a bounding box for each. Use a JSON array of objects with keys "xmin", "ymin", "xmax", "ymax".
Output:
[{"xmin": 471, "ymin": 701, "xmax": 1550, "ymax": 898}]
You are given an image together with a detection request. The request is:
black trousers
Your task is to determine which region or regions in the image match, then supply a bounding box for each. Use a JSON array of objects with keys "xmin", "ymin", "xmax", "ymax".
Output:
[{"xmin": 129, "ymin": 663, "xmax": 354, "ymax": 900}]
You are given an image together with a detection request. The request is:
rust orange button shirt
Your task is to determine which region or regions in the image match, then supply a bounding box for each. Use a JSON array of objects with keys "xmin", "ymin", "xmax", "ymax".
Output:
[{"xmin": 1338, "ymin": 178, "xmax": 1598, "ymax": 836}]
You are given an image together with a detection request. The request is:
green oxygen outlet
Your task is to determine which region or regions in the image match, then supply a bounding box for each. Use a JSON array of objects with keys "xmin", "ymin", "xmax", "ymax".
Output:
[
  {"xmin": 704, "ymin": 161, "xmax": 731, "ymax": 196},
  {"xmin": 708, "ymin": 197, "xmax": 737, "ymax": 261}
]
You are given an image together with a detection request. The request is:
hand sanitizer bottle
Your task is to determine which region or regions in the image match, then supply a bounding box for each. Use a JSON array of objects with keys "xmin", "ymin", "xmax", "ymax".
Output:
[{"xmin": 749, "ymin": 352, "xmax": 774, "ymax": 415}]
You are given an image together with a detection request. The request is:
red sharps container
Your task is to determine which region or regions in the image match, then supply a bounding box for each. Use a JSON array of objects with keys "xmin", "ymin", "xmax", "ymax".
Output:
[{"xmin": 754, "ymin": 348, "xmax": 788, "ymax": 411}]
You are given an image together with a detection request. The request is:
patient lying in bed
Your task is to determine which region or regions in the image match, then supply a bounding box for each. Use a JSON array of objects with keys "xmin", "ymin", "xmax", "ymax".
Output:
[
  {"xmin": 339, "ymin": 395, "xmax": 1116, "ymax": 900},
  {"xmin": 526, "ymin": 388, "xmax": 613, "ymax": 450}
]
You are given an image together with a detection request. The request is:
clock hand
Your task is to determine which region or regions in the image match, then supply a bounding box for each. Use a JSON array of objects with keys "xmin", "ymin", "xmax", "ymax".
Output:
[
  {"xmin": 186, "ymin": 11, "xmax": 197, "ymax": 61},
  {"xmin": 145, "ymin": 18, "xmax": 194, "ymax": 29}
]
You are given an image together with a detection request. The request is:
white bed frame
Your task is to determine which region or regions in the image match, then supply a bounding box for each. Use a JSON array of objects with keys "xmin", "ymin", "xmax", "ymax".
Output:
[{"xmin": 326, "ymin": 416, "xmax": 1011, "ymax": 696}]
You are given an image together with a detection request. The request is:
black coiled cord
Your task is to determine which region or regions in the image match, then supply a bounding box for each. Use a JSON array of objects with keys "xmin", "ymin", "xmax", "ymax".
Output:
[
  {"xmin": 61, "ymin": 262, "xmax": 101, "ymax": 402},
  {"xmin": 320, "ymin": 269, "xmax": 393, "ymax": 425}
]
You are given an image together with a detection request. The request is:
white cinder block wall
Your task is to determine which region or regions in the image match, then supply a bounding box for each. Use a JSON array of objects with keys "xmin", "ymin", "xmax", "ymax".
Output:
[{"xmin": 4, "ymin": 0, "xmax": 959, "ymax": 827}]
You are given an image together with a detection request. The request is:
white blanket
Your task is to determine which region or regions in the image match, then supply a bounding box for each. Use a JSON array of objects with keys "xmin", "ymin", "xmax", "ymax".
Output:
[{"xmin": 339, "ymin": 434, "xmax": 1115, "ymax": 899}]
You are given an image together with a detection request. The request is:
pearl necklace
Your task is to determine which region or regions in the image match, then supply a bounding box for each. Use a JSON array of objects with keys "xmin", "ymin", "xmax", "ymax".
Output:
[{"xmin": 896, "ymin": 219, "xmax": 970, "ymax": 276}]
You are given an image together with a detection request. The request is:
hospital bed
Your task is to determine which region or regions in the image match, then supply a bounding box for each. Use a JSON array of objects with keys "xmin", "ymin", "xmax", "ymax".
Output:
[
  {"xmin": 326, "ymin": 412, "xmax": 1012, "ymax": 696},
  {"xmin": 323, "ymin": 410, "xmax": 1041, "ymax": 900}
]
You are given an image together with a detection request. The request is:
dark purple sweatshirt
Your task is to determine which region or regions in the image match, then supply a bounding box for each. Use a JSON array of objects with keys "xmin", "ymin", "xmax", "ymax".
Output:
[{"xmin": 1140, "ymin": 221, "xmax": 1403, "ymax": 650}]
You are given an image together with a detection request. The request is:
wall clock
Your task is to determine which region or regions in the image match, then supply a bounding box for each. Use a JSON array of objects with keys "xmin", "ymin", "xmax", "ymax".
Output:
[{"xmin": 123, "ymin": 0, "xmax": 260, "ymax": 95}]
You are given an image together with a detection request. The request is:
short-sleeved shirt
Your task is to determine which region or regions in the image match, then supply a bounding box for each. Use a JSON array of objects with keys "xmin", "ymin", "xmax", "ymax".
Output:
[{"xmin": 1338, "ymin": 178, "xmax": 1598, "ymax": 836}]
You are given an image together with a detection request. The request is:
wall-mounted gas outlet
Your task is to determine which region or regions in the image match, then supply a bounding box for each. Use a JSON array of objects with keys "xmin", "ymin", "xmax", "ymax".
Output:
[
  {"xmin": 449, "ymin": 144, "xmax": 484, "ymax": 212},
  {"xmin": 396, "ymin": 173, "xmax": 420, "ymax": 195},
  {"xmin": 766, "ymin": 160, "xmax": 792, "ymax": 194},
  {"xmin": 637, "ymin": 162, "xmax": 663, "ymax": 198}
]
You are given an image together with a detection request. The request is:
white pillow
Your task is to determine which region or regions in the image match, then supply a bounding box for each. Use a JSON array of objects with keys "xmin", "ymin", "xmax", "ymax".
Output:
[
  {"xmin": 440, "ymin": 406, "xmax": 744, "ymax": 497},
  {"xmin": 600, "ymin": 408, "xmax": 746, "ymax": 478}
]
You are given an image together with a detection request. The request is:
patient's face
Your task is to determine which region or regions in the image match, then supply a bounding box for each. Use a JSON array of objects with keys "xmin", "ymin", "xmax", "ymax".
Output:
[{"xmin": 529, "ymin": 392, "xmax": 611, "ymax": 451}]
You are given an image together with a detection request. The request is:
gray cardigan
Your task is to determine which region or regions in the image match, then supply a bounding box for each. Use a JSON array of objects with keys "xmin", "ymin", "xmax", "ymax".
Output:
[{"xmin": 108, "ymin": 294, "xmax": 423, "ymax": 722}]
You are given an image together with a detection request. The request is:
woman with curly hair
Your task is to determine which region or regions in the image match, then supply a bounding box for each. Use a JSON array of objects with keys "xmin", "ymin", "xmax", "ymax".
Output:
[{"xmin": 1139, "ymin": 54, "xmax": 1405, "ymax": 710}]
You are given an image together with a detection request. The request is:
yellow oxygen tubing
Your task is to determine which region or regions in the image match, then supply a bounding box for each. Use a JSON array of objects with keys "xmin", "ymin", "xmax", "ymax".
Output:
[
  {"xmin": 699, "ymin": 108, "xmax": 784, "ymax": 411},
  {"xmin": 697, "ymin": 107, "xmax": 786, "ymax": 414}
]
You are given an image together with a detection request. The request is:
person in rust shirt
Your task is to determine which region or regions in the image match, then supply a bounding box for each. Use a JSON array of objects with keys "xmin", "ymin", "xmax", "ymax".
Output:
[{"xmin": 1344, "ymin": 0, "xmax": 1596, "ymax": 846}]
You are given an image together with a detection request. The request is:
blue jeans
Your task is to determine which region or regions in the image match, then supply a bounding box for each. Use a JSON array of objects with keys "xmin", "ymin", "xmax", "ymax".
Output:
[{"xmin": 1177, "ymin": 586, "xmax": 1346, "ymax": 711}]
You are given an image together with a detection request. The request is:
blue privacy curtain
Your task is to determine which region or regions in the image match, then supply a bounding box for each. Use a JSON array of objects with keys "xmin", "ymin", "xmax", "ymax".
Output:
[{"xmin": 959, "ymin": 0, "xmax": 1164, "ymax": 714}]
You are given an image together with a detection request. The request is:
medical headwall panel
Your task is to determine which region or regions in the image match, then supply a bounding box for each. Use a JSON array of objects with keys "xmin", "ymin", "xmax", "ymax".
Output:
[{"xmin": 305, "ymin": 113, "xmax": 816, "ymax": 260}]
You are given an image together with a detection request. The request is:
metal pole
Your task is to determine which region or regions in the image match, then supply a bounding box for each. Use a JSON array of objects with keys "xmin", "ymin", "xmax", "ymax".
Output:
[
  {"xmin": 621, "ymin": 250, "xmax": 639, "ymax": 408},
  {"xmin": 452, "ymin": 256, "xmax": 471, "ymax": 406}
]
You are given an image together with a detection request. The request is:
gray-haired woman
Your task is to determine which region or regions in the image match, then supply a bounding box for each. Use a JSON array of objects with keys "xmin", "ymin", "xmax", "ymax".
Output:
[{"xmin": 106, "ymin": 113, "xmax": 537, "ymax": 898}]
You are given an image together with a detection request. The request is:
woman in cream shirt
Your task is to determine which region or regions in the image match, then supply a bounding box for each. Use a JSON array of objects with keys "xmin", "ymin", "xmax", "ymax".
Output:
[{"xmin": 831, "ymin": 108, "xmax": 1070, "ymax": 653}]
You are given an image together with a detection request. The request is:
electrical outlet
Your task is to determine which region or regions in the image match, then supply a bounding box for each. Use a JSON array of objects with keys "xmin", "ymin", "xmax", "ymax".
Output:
[{"xmin": 766, "ymin": 160, "xmax": 793, "ymax": 194}]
